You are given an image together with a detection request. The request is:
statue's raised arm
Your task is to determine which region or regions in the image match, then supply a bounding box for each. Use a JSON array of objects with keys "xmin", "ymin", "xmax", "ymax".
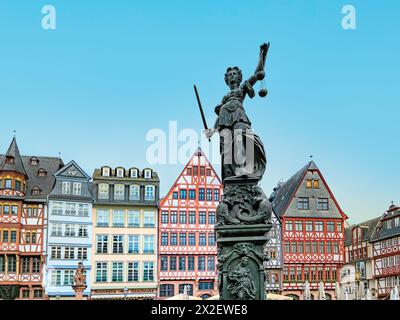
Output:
[{"xmin": 247, "ymin": 42, "xmax": 270, "ymax": 86}]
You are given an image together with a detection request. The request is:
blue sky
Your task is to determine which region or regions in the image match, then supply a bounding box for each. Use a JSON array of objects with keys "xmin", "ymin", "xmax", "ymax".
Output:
[{"xmin": 0, "ymin": 0, "xmax": 398, "ymax": 224}]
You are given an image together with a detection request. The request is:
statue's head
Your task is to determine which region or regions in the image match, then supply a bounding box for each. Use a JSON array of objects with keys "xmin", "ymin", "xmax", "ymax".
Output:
[{"xmin": 225, "ymin": 66, "xmax": 242, "ymax": 87}]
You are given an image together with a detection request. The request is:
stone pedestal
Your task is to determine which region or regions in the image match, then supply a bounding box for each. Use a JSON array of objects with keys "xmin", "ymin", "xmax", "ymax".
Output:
[
  {"xmin": 215, "ymin": 177, "xmax": 272, "ymax": 300},
  {"xmin": 72, "ymin": 285, "xmax": 87, "ymax": 300}
]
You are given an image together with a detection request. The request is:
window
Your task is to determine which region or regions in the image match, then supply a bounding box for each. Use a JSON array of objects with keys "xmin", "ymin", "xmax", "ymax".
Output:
[
  {"xmin": 78, "ymin": 204, "xmax": 89, "ymax": 217},
  {"xmin": 312, "ymin": 241, "xmax": 317, "ymax": 253},
  {"xmin": 112, "ymin": 210, "xmax": 125, "ymax": 227},
  {"xmin": 206, "ymin": 189, "xmax": 212, "ymax": 201},
  {"xmin": 285, "ymin": 221, "xmax": 293, "ymax": 231},
  {"xmin": 387, "ymin": 220, "xmax": 392, "ymax": 229},
  {"xmin": 333, "ymin": 242, "xmax": 339, "ymax": 254},
  {"xmin": 77, "ymin": 248, "xmax": 88, "ymax": 260},
  {"xmin": 51, "ymin": 224, "xmax": 62, "ymax": 236},
  {"xmin": 102, "ymin": 167, "xmax": 110, "ymax": 177},
  {"xmin": 214, "ymin": 189, "xmax": 220, "ymax": 202},
  {"xmin": 161, "ymin": 211, "xmax": 168, "ymax": 224},
  {"xmin": 189, "ymin": 211, "xmax": 196, "ymax": 224},
  {"xmin": 143, "ymin": 211, "xmax": 155, "ymax": 228},
  {"xmin": 179, "ymin": 257, "xmax": 186, "ymax": 271},
  {"xmin": 128, "ymin": 235, "xmax": 140, "ymax": 254},
  {"xmin": 0, "ymin": 256, "xmax": 5, "ymax": 272},
  {"xmin": 186, "ymin": 167, "xmax": 192, "ymax": 175},
  {"xmin": 170, "ymin": 211, "xmax": 177, "ymax": 224},
  {"xmin": 170, "ymin": 233, "xmax": 177, "ymax": 246},
  {"xmin": 129, "ymin": 185, "xmax": 140, "ymax": 200},
  {"xmin": 144, "ymin": 169, "xmax": 152, "ymax": 179},
  {"xmin": 5, "ymin": 179, "xmax": 12, "ymax": 189},
  {"xmin": 61, "ymin": 181, "xmax": 71, "ymax": 195},
  {"xmin": 188, "ymin": 189, "xmax": 196, "ymax": 199},
  {"xmin": 180, "ymin": 189, "xmax": 187, "ymax": 199},
  {"xmin": 337, "ymin": 222, "xmax": 342, "ymax": 232},
  {"xmin": 208, "ymin": 212, "xmax": 215, "ymax": 224},
  {"xmin": 291, "ymin": 242, "xmax": 297, "ymax": 253},
  {"xmin": 200, "ymin": 166, "xmax": 205, "ymax": 176},
  {"xmin": 188, "ymin": 257, "xmax": 195, "ymax": 271},
  {"xmin": 145, "ymin": 185, "xmax": 155, "ymax": 200},
  {"xmin": 193, "ymin": 166, "xmax": 198, "ymax": 175},
  {"xmin": 143, "ymin": 235, "xmax": 155, "ymax": 254},
  {"xmin": 161, "ymin": 256, "xmax": 168, "ymax": 271},
  {"xmin": 313, "ymin": 180, "xmax": 319, "ymax": 189},
  {"xmin": 294, "ymin": 220, "xmax": 303, "ymax": 231},
  {"xmin": 51, "ymin": 270, "xmax": 62, "ymax": 286},
  {"xmin": 160, "ymin": 284, "xmax": 175, "ymax": 297},
  {"xmin": 315, "ymin": 221, "xmax": 324, "ymax": 232},
  {"xmin": 173, "ymin": 192, "xmax": 178, "ymax": 199},
  {"xmin": 96, "ymin": 262, "xmax": 108, "ymax": 282},
  {"xmin": 96, "ymin": 235, "xmax": 108, "ymax": 254},
  {"xmin": 208, "ymin": 233, "xmax": 215, "ymax": 246},
  {"xmin": 297, "ymin": 197, "xmax": 309, "ymax": 210},
  {"xmin": 51, "ymin": 247, "xmax": 62, "ymax": 259},
  {"xmin": 179, "ymin": 211, "xmax": 187, "ymax": 224},
  {"xmin": 52, "ymin": 202, "xmax": 63, "ymax": 215},
  {"xmin": 127, "ymin": 262, "xmax": 139, "ymax": 281},
  {"xmin": 112, "ymin": 262, "xmax": 123, "ymax": 282},
  {"xmin": 198, "ymin": 256, "xmax": 206, "ymax": 271},
  {"xmin": 26, "ymin": 232, "xmax": 31, "ymax": 244},
  {"xmin": 161, "ymin": 233, "xmax": 168, "ymax": 246},
  {"xmin": 15, "ymin": 180, "xmax": 21, "ymax": 191},
  {"xmin": 21, "ymin": 257, "xmax": 30, "ymax": 273},
  {"xmin": 65, "ymin": 247, "xmax": 75, "ymax": 259},
  {"xmin": 113, "ymin": 235, "xmax": 124, "ymax": 254},
  {"xmin": 305, "ymin": 221, "xmax": 313, "ymax": 232},
  {"xmin": 98, "ymin": 183, "xmax": 109, "ymax": 199},
  {"xmin": 306, "ymin": 179, "xmax": 312, "ymax": 188},
  {"xmin": 189, "ymin": 233, "xmax": 196, "ymax": 246},
  {"xmin": 128, "ymin": 210, "xmax": 140, "ymax": 227},
  {"xmin": 317, "ymin": 198, "xmax": 329, "ymax": 210},
  {"xmin": 11, "ymin": 206, "xmax": 18, "ymax": 215},
  {"xmin": 170, "ymin": 257, "xmax": 177, "ymax": 270},
  {"xmin": 30, "ymin": 157, "xmax": 39, "ymax": 166},
  {"xmin": 298, "ymin": 242, "xmax": 304, "ymax": 253},
  {"xmin": 130, "ymin": 169, "xmax": 138, "ymax": 178},
  {"xmin": 199, "ymin": 212, "xmax": 206, "ymax": 224},
  {"xmin": 326, "ymin": 242, "xmax": 332, "ymax": 254},
  {"xmin": 114, "ymin": 184, "xmax": 125, "ymax": 200},
  {"xmin": 199, "ymin": 233, "xmax": 206, "ymax": 246},
  {"xmin": 305, "ymin": 242, "xmax": 311, "ymax": 254},
  {"xmin": 65, "ymin": 203, "xmax": 76, "ymax": 216},
  {"xmin": 207, "ymin": 256, "xmax": 215, "ymax": 271},
  {"xmin": 206, "ymin": 168, "xmax": 211, "ymax": 176},
  {"xmin": 285, "ymin": 242, "xmax": 290, "ymax": 253},
  {"xmin": 116, "ymin": 168, "xmax": 124, "ymax": 178},
  {"xmin": 72, "ymin": 182, "xmax": 82, "ymax": 196},
  {"xmin": 179, "ymin": 233, "xmax": 187, "ymax": 246},
  {"xmin": 198, "ymin": 281, "xmax": 214, "ymax": 290},
  {"xmin": 199, "ymin": 188, "xmax": 205, "ymax": 201},
  {"xmin": 97, "ymin": 209, "xmax": 110, "ymax": 227},
  {"xmin": 3, "ymin": 205, "xmax": 10, "ymax": 215},
  {"xmin": 327, "ymin": 222, "xmax": 335, "ymax": 232},
  {"xmin": 65, "ymin": 224, "xmax": 75, "ymax": 237},
  {"xmin": 3, "ymin": 230, "xmax": 9, "ymax": 242},
  {"xmin": 319, "ymin": 242, "xmax": 325, "ymax": 254},
  {"xmin": 179, "ymin": 284, "xmax": 193, "ymax": 295},
  {"xmin": 78, "ymin": 225, "xmax": 88, "ymax": 237}
]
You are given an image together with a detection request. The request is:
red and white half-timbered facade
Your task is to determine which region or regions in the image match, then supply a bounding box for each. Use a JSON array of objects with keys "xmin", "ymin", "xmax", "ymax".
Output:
[
  {"xmin": 0, "ymin": 137, "xmax": 62, "ymax": 299},
  {"xmin": 271, "ymin": 161, "xmax": 348, "ymax": 299},
  {"xmin": 157, "ymin": 148, "xmax": 223, "ymax": 299}
]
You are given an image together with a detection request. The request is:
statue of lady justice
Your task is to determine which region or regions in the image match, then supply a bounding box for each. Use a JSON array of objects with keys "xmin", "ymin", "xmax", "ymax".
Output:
[{"xmin": 204, "ymin": 43, "xmax": 270, "ymax": 182}]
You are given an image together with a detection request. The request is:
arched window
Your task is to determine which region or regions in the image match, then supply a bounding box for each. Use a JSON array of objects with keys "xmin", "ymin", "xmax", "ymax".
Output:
[
  {"xmin": 144, "ymin": 169, "xmax": 152, "ymax": 179},
  {"xmin": 101, "ymin": 167, "xmax": 110, "ymax": 177},
  {"xmin": 116, "ymin": 168, "xmax": 125, "ymax": 178}
]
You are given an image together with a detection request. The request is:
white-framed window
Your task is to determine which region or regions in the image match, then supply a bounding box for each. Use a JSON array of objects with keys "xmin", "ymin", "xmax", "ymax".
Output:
[
  {"xmin": 61, "ymin": 181, "xmax": 71, "ymax": 195},
  {"xmin": 128, "ymin": 210, "xmax": 140, "ymax": 227},
  {"xmin": 72, "ymin": 182, "xmax": 82, "ymax": 196},
  {"xmin": 96, "ymin": 262, "xmax": 108, "ymax": 282},
  {"xmin": 51, "ymin": 224, "xmax": 62, "ymax": 236},
  {"xmin": 113, "ymin": 235, "xmax": 124, "ymax": 254},
  {"xmin": 143, "ymin": 211, "xmax": 155, "ymax": 228},
  {"xmin": 78, "ymin": 225, "xmax": 88, "ymax": 237},
  {"xmin": 128, "ymin": 235, "xmax": 140, "ymax": 254},
  {"xmin": 98, "ymin": 183, "xmax": 109, "ymax": 200},
  {"xmin": 395, "ymin": 217, "xmax": 400, "ymax": 227},
  {"xmin": 64, "ymin": 247, "xmax": 75, "ymax": 259},
  {"xmin": 129, "ymin": 185, "xmax": 140, "ymax": 200},
  {"xmin": 97, "ymin": 209, "xmax": 110, "ymax": 227},
  {"xmin": 51, "ymin": 270, "xmax": 62, "ymax": 286},
  {"xmin": 65, "ymin": 203, "xmax": 77, "ymax": 216},
  {"xmin": 102, "ymin": 167, "xmax": 110, "ymax": 177},
  {"xmin": 114, "ymin": 184, "xmax": 125, "ymax": 200},
  {"xmin": 116, "ymin": 168, "xmax": 124, "ymax": 178},
  {"xmin": 112, "ymin": 262, "xmax": 124, "ymax": 282},
  {"xmin": 50, "ymin": 247, "xmax": 62, "ymax": 259},
  {"xmin": 130, "ymin": 169, "xmax": 138, "ymax": 178},
  {"xmin": 145, "ymin": 185, "xmax": 155, "ymax": 201},
  {"xmin": 52, "ymin": 202, "xmax": 64, "ymax": 215},
  {"xmin": 143, "ymin": 261, "xmax": 154, "ymax": 281},
  {"xmin": 77, "ymin": 248, "xmax": 88, "ymax": 260},
  {"xmin": 127, "ymin": 262, "xmax": 139, "ymax": 282},
  {"xmin": 387, "ymin": 220, "xmax": 392, "ymax": 229},
  {"xmin": 65, "ymin": 224, "xmax": 76, "ymax": 237},
  {"xmin": 113, "ymin": 210, "xmax": 125, "ymax": 227},
  {"xmin": 78, "ymin": 204, "xmax": 89, "ymax": 217},
  {"xmin": 144, "ymin": 169, "xmax": 152, "ymax": 179},
  {"xmin": 143, "ymin": 235, "xmax": 155, "ymax": 254},
  {"xmin": 96, "ymin": 235, "xmax": 108, "ymax": 254},
  {"xmin": 63, "ymin": 270, "xmax": 75, "ymax": 286}
]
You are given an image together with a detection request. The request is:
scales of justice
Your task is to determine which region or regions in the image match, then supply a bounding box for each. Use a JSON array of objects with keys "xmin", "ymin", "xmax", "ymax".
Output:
[{"xmin": 194, "ymin": 43, "xmax": 273, "ymax": 300}]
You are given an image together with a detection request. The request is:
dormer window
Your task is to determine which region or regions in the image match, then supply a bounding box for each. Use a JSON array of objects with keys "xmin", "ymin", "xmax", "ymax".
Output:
[
  {"xmin": 130, "ymin": 169, "xmax": 138, "ymax": 178},
  {"xmin": 144, "ymin": 169, "xmax": 152, "ymax": 179},
  {"xmin": 30, "ymin": 157, "xmax": 39, "ymax": 166},
  {"xmin": 31, "ymin": 186, "xmax": 41, "ymax": 195},
  {"xmin": 5, "ymin": 156, "xmax": 14, "ymax": 164},
  {"xmin": 116, "ymin": 168, "xmax": 125, "ymax": 178},
  {"xmin": 37, "ymin": 168, "xmax": 47, "ymax": 177},
  {"xmin": 102, "ymin": 167, "xmax": 110, "ymax": 177}
]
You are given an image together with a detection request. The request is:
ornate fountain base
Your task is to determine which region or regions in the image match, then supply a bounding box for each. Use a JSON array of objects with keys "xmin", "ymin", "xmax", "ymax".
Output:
[
  {"xmin": 72, "ymin": 285, "xmax": 87, "ymax": 300},
  {"xmin": 215, "ymin": 177, "xmax": 272, "ymax": 300}
]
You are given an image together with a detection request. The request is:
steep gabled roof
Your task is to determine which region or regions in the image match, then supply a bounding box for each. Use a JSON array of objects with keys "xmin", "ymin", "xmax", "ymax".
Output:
[
  {"xmin": 0, "ymin": 137, "xmax": 27, "ymax": 177},
  {"xmin": 344, "ymin": 217, "xmax": 380, "ymax": 245},
  {"xmin": 370, "ymin": 204, "xmax": 400, "ymax": 242}
]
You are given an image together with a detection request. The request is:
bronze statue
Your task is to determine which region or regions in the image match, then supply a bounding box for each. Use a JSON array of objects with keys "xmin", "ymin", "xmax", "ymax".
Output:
[
  {"xmin": 227, "ymin": 257, "xmax": 257, "ymax": 300},
  {"xmin": 204, "ymin": 43, "xmax": 270, "ymax": 182}
]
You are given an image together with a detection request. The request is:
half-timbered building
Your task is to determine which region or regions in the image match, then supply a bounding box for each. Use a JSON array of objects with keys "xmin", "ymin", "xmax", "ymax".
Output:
[
  {"xmin": 270, "ymin": 161, "xmax": 348, "ymax": 299},
  {"xmin": 157, "ymin": 148, "xmax": 223, "ymax": 299},
  {"xmin": 370, "ymin": 203, "xmax": 400, "ymax": 298},
  {"xmin": 0, "ymin": 137, "xmax": 63, "ymax": 299},
  {"xmin": 45, "ymin": 160, "xmax": 93, "ymax": 299}
]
